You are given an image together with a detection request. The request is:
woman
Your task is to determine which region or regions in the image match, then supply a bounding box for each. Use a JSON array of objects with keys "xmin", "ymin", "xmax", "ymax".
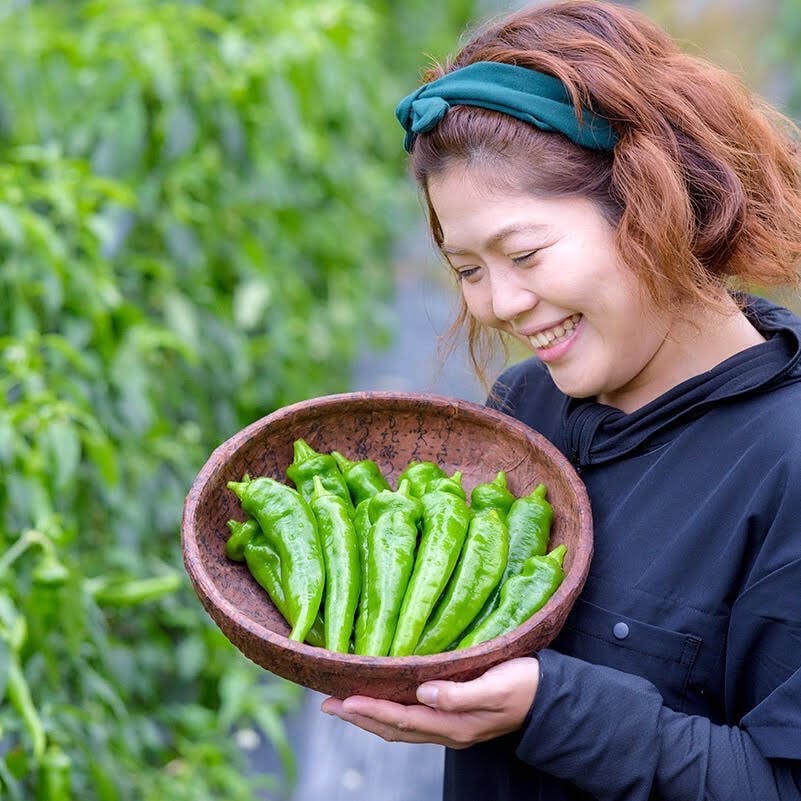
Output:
[{"xmin": 322, "ymin": 2, "xmax": 801, "ymax": 799}]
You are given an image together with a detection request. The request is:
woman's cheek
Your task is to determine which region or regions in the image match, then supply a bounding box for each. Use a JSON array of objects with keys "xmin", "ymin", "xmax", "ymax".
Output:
[{"xmin": 463, "ymin": 286, "xmax": 499, "ymax": 328}]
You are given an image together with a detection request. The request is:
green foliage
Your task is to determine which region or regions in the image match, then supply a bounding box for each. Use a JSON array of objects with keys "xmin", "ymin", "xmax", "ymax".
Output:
[
  {"xmin": 640, "ymin": 0, "xmax": 801, "ymax": 122},
  {"xmin": 0, "ymin": 0, "xmax": 480, "ymax": 798},
  {"xmin": 763, "ymin": 0, "xmax": 801, "ymax": 121},
  {"xmin": 370, "ymin": 0, "xmax": 480, "ymax": 80}
]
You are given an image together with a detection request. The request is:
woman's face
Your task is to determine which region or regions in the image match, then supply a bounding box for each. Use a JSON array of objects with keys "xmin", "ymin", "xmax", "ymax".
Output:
[{"xmin": 428, "ymin": 164, "xmax": 674, "ymax": 410}]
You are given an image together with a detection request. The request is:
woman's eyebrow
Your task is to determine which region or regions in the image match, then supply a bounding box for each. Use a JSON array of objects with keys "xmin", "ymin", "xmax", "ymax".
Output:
[{"xmin": 440, "ymin": 223, "xmax": 550, "ymax": 255}]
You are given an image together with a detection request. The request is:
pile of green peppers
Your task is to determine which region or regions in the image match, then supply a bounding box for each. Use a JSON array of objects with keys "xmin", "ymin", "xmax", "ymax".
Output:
[{"xmin": 226, "ymin": 439, "xmax": 566, "ymax": 656}]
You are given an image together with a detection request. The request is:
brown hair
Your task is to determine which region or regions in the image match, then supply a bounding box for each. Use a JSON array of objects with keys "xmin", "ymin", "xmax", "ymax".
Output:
[{"xmin": 409, "ymin": 0, "xmax": 801, "ymax": 386}]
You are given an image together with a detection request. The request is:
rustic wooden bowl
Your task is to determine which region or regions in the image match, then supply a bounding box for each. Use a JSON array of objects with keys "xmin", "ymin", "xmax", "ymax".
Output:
[{"xmin": 182, "ymin": 391, "xmax": 593, "ymax": 703}]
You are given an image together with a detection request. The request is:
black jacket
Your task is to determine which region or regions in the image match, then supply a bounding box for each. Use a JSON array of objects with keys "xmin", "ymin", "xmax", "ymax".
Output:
[{"xmin": 444, "ymin": 295, "xmax": 801, "ymax": 801}]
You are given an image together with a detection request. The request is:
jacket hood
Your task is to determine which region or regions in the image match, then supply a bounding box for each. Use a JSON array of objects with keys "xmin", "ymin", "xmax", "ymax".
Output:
[{"xmin": 563, "ymin": 295, "xmax": 801, "ymax": 467}]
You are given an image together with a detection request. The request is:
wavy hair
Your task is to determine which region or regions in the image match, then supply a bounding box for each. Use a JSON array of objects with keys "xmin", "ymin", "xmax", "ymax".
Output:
[{"xmin": 408, "ymin": 0, "xmax": 801, "ymax": 386}]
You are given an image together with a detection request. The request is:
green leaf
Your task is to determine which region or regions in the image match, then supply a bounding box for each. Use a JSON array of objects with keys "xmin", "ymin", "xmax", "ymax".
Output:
[
  {"xmin": 40, "ymin": 419, "xmax": 81, "ymax": 494},
  {"xmin": 0, "ymin": 638, "xmax": 10, "ymax": 702},
  {"xmin": 0, "ymin": 204, "xmax": 24, "ymax": 246},
  {"xmin": 0, "ymin": 414, "xmax": 15, "ymax": 465},
  {"xmin": 233, "ymin": 278, "xmax": 272, "ymax": 331},
  {"xmin": 163, "ymin": 103, "xmax": 198, "ymax": 161},
  {"xmin": 251, "ymin": 704, "xmax": 297, "ymax": 788},
  {"xmin": 82, "ymin": 427, "xmax": 119, "ymax": 488}
]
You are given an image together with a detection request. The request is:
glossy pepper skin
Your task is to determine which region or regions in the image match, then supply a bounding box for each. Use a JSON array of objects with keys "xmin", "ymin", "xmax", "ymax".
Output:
[
  {"xmin": 415, "ymin": 507, "xmax": 509, "ymax": 655},
  {"xmin": 424, "ymin": 472, "xmax": 467, "ymax": 499},
  {"xmin": 396, "ymin": 460, "xmax": 446, "ymax": 499},
  {"xmin": 457, "ymin": 543, "xmax": 567, "ymax": 649},
  {"xmin": 354, "ymin": 480, "xmax": 423, "ymax": 656},
  {"xmin": 331, "ymin": 450, "xmax": 390, "ymax": 506},
  {"xmin": 286, "ymin": 438, "xmax": 353, "ymax": 512},
  {"xmin": 352, "ymin": 498, "xmax": 372, "ymax": 649},
  {"xmin": 462, "ymin": 482, "xmax": 554, "ymax": 637},
  {"xmin": 470, "ymin": 471, "xmax": 515, "ymax": 517},
  {"xmin": 504, "ymin": 483, "xmax": 553, "ymax": 577},
  {"xmin": 227, "ymin": 476, "xmax": 325, "ymax": 643},
  {"xmin": 309, "ymin": 475, "xmax": 361, "ymax": 653},
  {"xmin": 390, "ymin": 471, "xmax": 471, "ymax": 656},
  {"xmin": 228, "ymin": 520, "xmax": 326, "ymax": 647}
]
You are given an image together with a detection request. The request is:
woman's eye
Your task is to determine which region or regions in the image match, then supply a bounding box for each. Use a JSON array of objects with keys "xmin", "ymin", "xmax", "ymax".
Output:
[
  {"xmin": 455, "ymin": 266, "xmax": 481, "ymax": 282},
  {"xmin": 511, "ymin": 250, "xmax": 539, "ymax": 266}
]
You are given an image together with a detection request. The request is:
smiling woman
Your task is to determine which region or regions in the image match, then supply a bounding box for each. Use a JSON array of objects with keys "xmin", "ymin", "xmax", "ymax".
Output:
[
  {"xmin": 320, "ymin": 2, "xmax": 801, "ymax": 801},
  {"xmin": 427, "ymin": 169, "xmax": 766, "ymax": 411}
]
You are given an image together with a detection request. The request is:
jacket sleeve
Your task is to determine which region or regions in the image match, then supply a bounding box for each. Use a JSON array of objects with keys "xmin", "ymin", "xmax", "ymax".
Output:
[
  {"xmin": 514, "ymin": 395, "xmax": 801, "ymax": 799},
  {"xmin": 516, "ymin": 500, "xmax": 801, "ymax": 801},
  {"xmin": 516, "ymin": 649, "xmax": 801, "ymax": 800}
]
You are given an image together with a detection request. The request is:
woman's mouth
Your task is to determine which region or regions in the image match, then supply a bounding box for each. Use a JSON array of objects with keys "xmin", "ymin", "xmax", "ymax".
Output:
[{"xmin": 527, "ymin": 313, "xmax": 582, "ymax": 350}]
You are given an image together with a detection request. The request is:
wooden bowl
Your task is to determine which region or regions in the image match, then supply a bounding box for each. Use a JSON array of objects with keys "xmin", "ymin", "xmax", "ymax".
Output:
[{"xmin": 182, "ymin": 391, "xmax": 593, "ymax": 703}]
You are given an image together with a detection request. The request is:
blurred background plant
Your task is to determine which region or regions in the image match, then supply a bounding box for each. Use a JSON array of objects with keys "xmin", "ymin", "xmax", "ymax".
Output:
[
  {"xmin": 639, "ymin": 0, "xmax": 800, "ymax": 122},
  {"xmin": 0, "ymin": 0, "xmax": 797, "ymax": 799},
  {"xmin": 0, "ymin": 0, "xmax": 479, "ymax": 798}
]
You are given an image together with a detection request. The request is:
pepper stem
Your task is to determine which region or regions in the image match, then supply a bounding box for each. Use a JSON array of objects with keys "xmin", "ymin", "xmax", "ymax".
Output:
[
  {"xmin": 292, "ymin": 438, "xmax": 319, "ymax": 464},
  {"xmin": 331, "ymin": 450, "xmax": 354, "ymax": 473},
  {"xmin": 226, "ymin": 481, "xmax": 247, "ymax": 500},
  {"xmin": 548, "ymin": 543, "xmax": 567, "ymax": 567},
  {"xmin": 311, "ymin": 474, "xmax": 328, "ymax": 499}
]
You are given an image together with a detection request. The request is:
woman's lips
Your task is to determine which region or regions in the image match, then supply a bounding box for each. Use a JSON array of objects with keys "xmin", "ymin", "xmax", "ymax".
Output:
[{"xmin": 526, "ymin": 313, "xmax": 582, "ymax": 349}]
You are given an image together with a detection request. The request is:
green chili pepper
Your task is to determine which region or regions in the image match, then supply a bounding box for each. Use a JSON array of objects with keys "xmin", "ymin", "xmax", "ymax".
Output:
[
  {"xmin": 390, "ymin": 471, "xmax": 471, "ymax": 656},
  {"xmin": 396, "ymin": 460, "xmax": 446, "ymax": 499},
  {"xmin": 331, "ymin": 451, "xmax": 390, "ymax": 506},
  {"xmin": 309, "ymin": 475, "xmax": 361, "ymax": 653},
  {"xmin": 40, "ymin": 745, "xmax": 72, "ymax": 801},
  {"xmin": 228, "ymin": 475, "xmax": 325, "ymax": 643},
  {"xmin": 285, "ymin": 438, "xmax": 353, "ymax": 512},
  {"xmin": 352, "ymin": 498, "xmax": 372, "ymax": 649},
  {"xmin": 470, "ymin": 471, "xmax": 515, "ymax": 517},
  {"xmin": 415, "ymin": 507, "xmax": 509, "ymax": 655},
  {"xmin": 225, "ymin": 518, "xmax": 259, "ymax": 562},
  {"xmin": 243, "ymin": 530, "xmax": 325, "ymax": 648},
  {"xmin": 354, "ymin": 480, "xmax": 423, "ymax": 656},
  {"xmin": 352, "ymin": 498, "xmax": 371, "ymax": 579},
  {"xmin": 504, "ymin": 483, "xmax": 553, "ymax": 575},
  {"xmin": 228, "ymin": 516, "xmax": 325, "ymax": 645},
  {"xmin": 457, "ymin": 544, "xmax": 567, "ymax": 649},
  {"xmin": 460, "ymin": 482, "xmax": 554, "ymax": 638}
]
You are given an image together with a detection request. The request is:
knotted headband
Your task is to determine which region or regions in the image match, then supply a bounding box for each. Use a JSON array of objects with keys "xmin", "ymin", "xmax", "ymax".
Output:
[{"xmin": 395, "ymin": 61, "xmax": 618, "ymax": 153}]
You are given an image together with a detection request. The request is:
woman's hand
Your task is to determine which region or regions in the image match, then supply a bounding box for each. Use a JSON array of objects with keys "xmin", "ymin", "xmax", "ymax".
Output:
[{"xmin": 320, "ymin": 656, "xmax": 539, "ymax": 749}]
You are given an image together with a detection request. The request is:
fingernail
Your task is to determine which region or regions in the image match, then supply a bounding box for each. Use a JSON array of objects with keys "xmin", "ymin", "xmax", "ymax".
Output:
[{"xmin": 417, "ymin": 685, "xmax": 439, "ymax": 706}]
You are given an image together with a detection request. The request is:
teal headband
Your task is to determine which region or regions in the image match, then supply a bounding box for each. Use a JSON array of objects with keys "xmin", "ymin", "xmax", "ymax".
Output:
[{"xmin": 395, "ymin": 61, "xmax": 618, "ymax": 153}]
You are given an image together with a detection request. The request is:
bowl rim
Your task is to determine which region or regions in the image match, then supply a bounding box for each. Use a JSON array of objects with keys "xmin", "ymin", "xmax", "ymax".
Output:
[{"xmin": 182, "ymin": 390, "xmax": 593, "ymax": 671}]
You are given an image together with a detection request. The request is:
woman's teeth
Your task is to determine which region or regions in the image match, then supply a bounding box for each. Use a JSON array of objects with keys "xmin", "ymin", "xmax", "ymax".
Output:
[{"xmin": 528, "ymin": 314, "xmax": 581, "ymax": 349}]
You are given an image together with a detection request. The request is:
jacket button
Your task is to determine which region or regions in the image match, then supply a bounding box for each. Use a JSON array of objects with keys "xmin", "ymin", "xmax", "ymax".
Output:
[{"xmin": 612, "ymin": 622, "xmax": 630, "ymax": 640}]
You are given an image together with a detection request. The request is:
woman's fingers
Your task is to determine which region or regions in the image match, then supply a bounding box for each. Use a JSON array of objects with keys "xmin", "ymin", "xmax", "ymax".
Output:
[
  {"xmin": 327, "ymin": 697, "xmax": 458, "ymax": 745},
  {"xmin": 418, "ymin": 657, "xmax": 539, "ymax": 713},
  {"xmin": 320, "ymin": 657, "xmax": 540, "ymax": 748}
]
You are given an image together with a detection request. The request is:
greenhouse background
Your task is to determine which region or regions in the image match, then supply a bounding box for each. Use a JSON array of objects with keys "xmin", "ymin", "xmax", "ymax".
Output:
[{"xmin": 0, "ymin": 1, "xmax": 798, "ymax": 799}]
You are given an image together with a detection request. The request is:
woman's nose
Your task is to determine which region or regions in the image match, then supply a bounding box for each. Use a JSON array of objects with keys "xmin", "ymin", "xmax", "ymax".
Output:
[{"xmin": 489, "ymin": 269, "xmax": 538, "ymax": 323}]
